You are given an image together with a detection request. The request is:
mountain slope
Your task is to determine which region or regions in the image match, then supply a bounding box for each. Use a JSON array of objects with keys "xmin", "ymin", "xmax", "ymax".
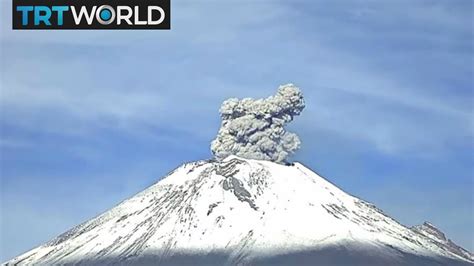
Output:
[
  {"xmin": 4, "ymin": 156, "xmax": 473, "ymax": 265},
  {"xmin": 411, "ymin": 222, "xmax": 473, "ymax": 261}
]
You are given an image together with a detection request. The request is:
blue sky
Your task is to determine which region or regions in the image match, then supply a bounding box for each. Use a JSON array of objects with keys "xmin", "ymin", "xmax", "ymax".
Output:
[{"xmin": 0, "ymin": 0, "xmax": 473, "ymax": 261}]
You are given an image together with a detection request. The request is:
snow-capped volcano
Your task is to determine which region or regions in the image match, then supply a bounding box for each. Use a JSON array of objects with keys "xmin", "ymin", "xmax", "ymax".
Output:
[{"xmin": 5, "ymin": 156, "xmax": 473, "ymax": 265}]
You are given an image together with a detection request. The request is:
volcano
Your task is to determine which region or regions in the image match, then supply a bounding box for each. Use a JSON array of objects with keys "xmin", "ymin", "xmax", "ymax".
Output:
[{"xmin": 4, "ymin": 156, "xmax": 473, "ymax": 265}]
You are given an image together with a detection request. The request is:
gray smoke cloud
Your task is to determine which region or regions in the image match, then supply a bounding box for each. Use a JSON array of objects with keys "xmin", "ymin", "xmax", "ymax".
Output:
[{"xmin": 211, "ymin": 84, "xmax": 305, "ymax": 163}]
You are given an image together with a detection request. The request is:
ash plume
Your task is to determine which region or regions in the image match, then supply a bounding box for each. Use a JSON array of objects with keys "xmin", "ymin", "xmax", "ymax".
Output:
[{"xmin": 211, "ymin": 84, "xmax": 305, "ymax": 163}]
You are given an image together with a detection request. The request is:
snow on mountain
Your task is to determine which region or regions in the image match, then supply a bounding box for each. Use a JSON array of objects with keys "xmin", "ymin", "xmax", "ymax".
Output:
[
  {"xmin": 411, "ymin": 222, "xmax": 473, "ymax": 262},
  {"xmin": 4, "ymin": 156, "xmax": 473, "ymax": 265}
]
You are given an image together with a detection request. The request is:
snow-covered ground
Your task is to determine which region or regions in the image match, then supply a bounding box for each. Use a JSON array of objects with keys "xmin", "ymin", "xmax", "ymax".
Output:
[{"xmin": 4, "ymin": 156, "xmax": 473, "ymax": 265}]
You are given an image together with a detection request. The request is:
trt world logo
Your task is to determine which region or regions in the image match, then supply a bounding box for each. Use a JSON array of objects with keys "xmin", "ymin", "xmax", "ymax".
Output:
[{"xmin": 12, "ymin": 0, "xmax": 170, "ymax": 29}]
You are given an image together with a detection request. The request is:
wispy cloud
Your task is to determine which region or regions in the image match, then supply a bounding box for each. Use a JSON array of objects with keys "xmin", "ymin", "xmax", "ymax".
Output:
[{"xmin": 2, "ymin": 0, "xmax": 471, "ymax": 155}]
